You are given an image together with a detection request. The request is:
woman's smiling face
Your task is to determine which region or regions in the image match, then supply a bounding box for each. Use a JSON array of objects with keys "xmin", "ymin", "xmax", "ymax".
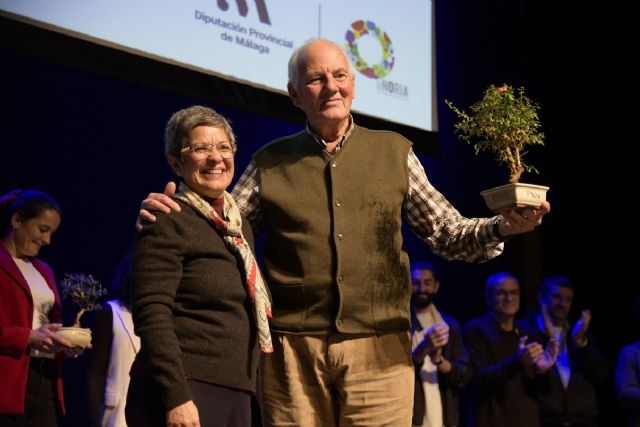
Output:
[
  {"xmin": 11, "ymin": 208, "xmax": 61, "ymax": 258},
  {"xmin": 171, "ymin": 125, "xmax": 235, "ymax": 199}
]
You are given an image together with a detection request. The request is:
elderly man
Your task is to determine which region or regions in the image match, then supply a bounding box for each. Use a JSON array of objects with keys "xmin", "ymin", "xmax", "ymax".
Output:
[{"xmin": 139, "ymin": 39, "xmax": 550, "ymax": 426}]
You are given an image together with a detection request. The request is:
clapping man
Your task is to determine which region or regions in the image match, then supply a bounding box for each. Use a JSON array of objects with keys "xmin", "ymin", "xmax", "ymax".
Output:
[
  {"xmin": 534, "ymin": 275, "xmax": 608, "ymax": 427},
  {"xmin": 463, "ymin": 272, "xmax": 559, "ymax": 427},
  {"xmin": 410, "ymin": 261, "xmax": 473, "ymax": 427}
]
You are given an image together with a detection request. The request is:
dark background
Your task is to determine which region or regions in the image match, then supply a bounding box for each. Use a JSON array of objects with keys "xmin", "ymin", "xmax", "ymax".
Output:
[{"xmin": 1, "ymin": 1, "xmax": 629, "ymax": 425}]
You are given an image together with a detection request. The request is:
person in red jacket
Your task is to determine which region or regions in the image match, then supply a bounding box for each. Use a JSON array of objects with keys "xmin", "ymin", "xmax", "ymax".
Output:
[{"xmin": 0, "ymin": 189, "xmax": 83, "ymax": 426}]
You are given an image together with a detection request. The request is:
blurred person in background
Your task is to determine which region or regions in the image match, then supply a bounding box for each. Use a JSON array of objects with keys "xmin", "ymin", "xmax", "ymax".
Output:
[
  {"xmin": 615, "ymin": 298, "xmax": 640, "ymax": 427},
  {"xmin": 88, "ymin": 249, "xmax": 139, "ymax": 427},
  {"xmin": 410, "ymin": 261, "xmax": 473, "ymax": 427},
  {"xmin": 532, "ymin": 275, "xmax": 607, "ymax": 427},
  {"xmin": 463, "ymin": 272, "xmax": 558, "ymax": 427},
  {"xmin": 1, "ymin": 189, "xmax": 84, "ymax": 426}
]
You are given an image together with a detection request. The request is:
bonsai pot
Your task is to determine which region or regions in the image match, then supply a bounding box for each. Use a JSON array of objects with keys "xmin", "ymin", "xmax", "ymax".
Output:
[
  {"xmin": 480, "ymin": 183, "xmax": 549, "ymax": 213},
  {"xmin": 57, "ymin": 326, "xmax": 92, "ymax": 347}
]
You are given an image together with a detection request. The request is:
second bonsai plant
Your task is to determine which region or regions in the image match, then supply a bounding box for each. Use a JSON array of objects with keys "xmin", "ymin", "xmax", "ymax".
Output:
[
  {"xmin": 446, "ymin": 84, "xmax": 548, "ymax": 212},
  {"xmin": 57, "ymin": 273, "xmax": 107, "ymax": 347}
]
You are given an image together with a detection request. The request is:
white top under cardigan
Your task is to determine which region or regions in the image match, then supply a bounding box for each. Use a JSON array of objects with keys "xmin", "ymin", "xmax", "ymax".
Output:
[{"xmin": 13, "ymin": 256, "xmax": 55, "ymax": 359}]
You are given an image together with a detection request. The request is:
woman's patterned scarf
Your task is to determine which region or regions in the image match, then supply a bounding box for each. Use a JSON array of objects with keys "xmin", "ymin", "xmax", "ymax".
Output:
[{"xmin": 174, "ymin": 183, "xmax": 273, "ymax": 353}]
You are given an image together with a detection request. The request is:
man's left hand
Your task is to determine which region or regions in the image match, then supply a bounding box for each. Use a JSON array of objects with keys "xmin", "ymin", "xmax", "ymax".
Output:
[{"xmin": 499, "ymin": 201, "xmax": 551, "ymax": 236}]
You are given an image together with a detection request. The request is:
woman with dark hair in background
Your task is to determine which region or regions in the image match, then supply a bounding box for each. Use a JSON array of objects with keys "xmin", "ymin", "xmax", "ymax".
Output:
[
  {"xmin": 87, "ymin": 248, "xmax": 140, "ymax": 427},
  {"xmin": 0, "ymin": 189, "xmax": 83, "ymax": 426}
]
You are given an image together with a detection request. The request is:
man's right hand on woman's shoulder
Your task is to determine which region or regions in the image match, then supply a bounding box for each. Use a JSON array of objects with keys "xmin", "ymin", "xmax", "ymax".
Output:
[{"xmin": 136, "ymin": 182, "xmax": 181, "ymax": 230}]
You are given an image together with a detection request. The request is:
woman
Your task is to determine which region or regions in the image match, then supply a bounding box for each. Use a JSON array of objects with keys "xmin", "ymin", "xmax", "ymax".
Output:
[
  {"xmin": 0, "ymin": 189, "xmax": 81, "ymax": 426},
  {"xmin": 126, "ymin": 106, "xmax": 272, "ymax": 427},
  {"xmin": 88, "ymin": 249, "xmax": 140, "ymax": 427}
]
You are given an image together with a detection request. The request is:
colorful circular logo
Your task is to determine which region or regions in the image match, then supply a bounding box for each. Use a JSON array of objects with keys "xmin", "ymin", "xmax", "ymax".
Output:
[{"xmin": 345, "ymin": 20, "xmax": 395, "ymax": 79}]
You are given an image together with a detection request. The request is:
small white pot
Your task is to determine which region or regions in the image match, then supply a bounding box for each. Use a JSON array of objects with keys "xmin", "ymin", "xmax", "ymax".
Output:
[
  {"xmin": 57, "ymin": 326, "xmax": 92, "ymax": 348},
  {"xmin": 480, "ymin": 182, "xmax": 549, "ymax": 212}
]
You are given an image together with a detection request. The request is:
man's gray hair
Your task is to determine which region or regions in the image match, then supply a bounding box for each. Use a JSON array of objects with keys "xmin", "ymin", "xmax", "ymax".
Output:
[
  {"xmin": 287, "ymin": 38, "xmax": 354, "ymax": 85},
  {"xmin": 484, "ymin": 272, "xmax": 519, "ymax": 302}
]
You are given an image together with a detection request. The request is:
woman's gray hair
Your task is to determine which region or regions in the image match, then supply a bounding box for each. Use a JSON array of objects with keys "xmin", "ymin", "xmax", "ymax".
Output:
[
  {"xmin": 164, "ymin": 105, "xmax": 236, "ymax": 159},
  {"xmin": 287, "ymin": 38, "xmax": 354, "ymax": 85}
]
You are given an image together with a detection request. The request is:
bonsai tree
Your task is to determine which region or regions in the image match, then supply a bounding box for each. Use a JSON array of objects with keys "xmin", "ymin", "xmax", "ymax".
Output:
[
  {"xmin": 60, "ymin": 273, "xmax": 107, "ymax": 327},
  {"xmin": 445, "ymin": 84, "xmax": 544, "ymax": 184}
]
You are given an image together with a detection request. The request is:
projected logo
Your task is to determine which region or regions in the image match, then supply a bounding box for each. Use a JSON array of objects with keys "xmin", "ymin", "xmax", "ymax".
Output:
[
  {"xmin": 345, "ymin": 20, "xmax": 395, "ymax": 79},
  {"xmin": 216, "ymin": 0, "xmax": 271, "ymax": 25}
]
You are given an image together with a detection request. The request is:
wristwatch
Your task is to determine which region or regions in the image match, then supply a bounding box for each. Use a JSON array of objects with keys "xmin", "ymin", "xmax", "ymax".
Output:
[{"xmin": 492, "ymin": 216, "xmax": 508, "ymax": 241}]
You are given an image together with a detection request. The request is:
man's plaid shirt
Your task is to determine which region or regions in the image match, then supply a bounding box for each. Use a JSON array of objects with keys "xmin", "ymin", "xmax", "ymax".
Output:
[{"xmin": 231, "ymin": 123, "xmax": 504, "ymax": 263}]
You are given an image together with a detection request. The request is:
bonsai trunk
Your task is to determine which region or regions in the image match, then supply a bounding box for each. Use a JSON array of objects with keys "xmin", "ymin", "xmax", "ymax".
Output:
[
  {"xmin": 507, "ymin": 146, "xmax": 524, "ymax": 183},
  {"xmin": 509, "ymin": 166, "xmax": 524, "ymax": 184},
  {"xmin": 73, "ymin": 309, "xmax": 86, "ymax": 328}
]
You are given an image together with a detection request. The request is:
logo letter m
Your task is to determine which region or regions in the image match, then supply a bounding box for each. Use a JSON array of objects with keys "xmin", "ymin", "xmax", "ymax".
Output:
[{"xmin": 217, "ymin": 0, "xmax": 271, "ymax": 25}]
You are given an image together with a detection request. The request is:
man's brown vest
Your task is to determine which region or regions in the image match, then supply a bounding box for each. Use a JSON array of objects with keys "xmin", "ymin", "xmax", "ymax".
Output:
[{"xmin": 254, "ymin": 125, "xmax": 412, "ymax": 334}]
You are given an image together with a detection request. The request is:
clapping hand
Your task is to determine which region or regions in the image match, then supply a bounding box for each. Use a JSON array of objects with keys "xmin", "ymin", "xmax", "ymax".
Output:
[
  {"xmin": 518, "ymin": 335, "xmax": 541, "ymax": 367},
  {"xmin": 426, "ymin": 323, "xmax": 450, "ymax": 351},
  {"xmin": 572, "ymin": 309, "xmax": 591, "ymax": 347},
  {"xmin": 413, "ymin": 322, "xmax": 449, "ymax": 364},
  {"xmin": 518, "ymin": 335, "xmax": 559, "ymax": 373},
  {"xmin": 534, "ymin": 338, "xmax": 559, "ymax": 374}
]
